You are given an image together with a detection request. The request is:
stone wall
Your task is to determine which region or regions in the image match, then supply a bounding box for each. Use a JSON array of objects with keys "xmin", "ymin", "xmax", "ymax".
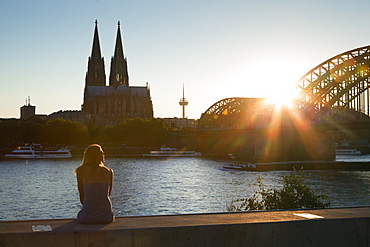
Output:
[{"xmin": 0, "ymin": 207, "xmax": 369, "ymax": 247}]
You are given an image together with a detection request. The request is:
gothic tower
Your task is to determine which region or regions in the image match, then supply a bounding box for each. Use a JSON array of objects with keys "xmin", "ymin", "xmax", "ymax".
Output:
[
  {"xmin": 109, "ymin": 21, "xmax": 129, "ymax": 88},
  {"xmin": 82, "ymin": 20, "xmax": 154, "ymax": 125},
  {"xmin": 85, "ymin": 20, "xmax": 106, "ymax": 87}
]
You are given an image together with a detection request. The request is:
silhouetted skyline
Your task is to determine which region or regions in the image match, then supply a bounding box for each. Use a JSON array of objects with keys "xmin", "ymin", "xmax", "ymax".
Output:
[{"xmin": 2, "ymin": 0, "xmax": 370, "ymax": 119}]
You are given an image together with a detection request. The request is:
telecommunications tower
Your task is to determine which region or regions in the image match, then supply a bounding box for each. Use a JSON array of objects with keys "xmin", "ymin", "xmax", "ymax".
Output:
[{"xmin": 179, "ymin": 84, "xmax": 188, "ymax": 118}]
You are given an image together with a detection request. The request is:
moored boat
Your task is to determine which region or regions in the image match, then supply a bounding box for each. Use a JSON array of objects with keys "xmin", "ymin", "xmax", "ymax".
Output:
[
  {"xmin": 142, "ymin": 147, "xmax": 201, "ymax": 157},
  {"xmin": 4, "ymin": 144, "xmax": 72, "ymax": 159},
  {"xmin": 335, "ymin": 149, "xmax": 361, "ymax": 155},
  {"xmin": 222, "ymin": 163, "xmax": 256, "ymax": 170},
  {"xmin": 223, "ymin": 160, "xmax": 370, "ymax": 171},
  {"xmin": 222, "ymin": 154, "xmax": 256, "ymax": 170}
]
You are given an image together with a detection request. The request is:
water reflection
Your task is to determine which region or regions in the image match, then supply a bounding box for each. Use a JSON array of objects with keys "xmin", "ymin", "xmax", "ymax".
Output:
[{"xmin": 0, "ymin": 156, "xmax": 369, "ymax": 220}]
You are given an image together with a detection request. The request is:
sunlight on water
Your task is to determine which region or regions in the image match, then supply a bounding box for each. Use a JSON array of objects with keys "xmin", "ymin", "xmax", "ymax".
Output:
[{"xmin": 0, "ymin": 155, "xmax": 370, "ymax": 221}]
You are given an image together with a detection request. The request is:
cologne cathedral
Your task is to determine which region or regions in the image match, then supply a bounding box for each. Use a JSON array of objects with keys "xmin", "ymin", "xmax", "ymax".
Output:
[{"xmin": 82, "ymin": 20, "xmax": 153, "ymax": 126}]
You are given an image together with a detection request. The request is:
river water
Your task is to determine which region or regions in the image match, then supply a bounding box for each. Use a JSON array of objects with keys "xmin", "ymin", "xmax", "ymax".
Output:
[{"xmin": 1, "ymin": 155, "xmax": 370, "ymax": 221}]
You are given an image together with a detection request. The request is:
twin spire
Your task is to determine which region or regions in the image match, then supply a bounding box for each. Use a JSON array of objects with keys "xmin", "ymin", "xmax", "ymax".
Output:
[
  {"xmin": 85, "ymin": 20, "xmax": 129, "ymax": 88},
  {"xmin": 90, "ymin": 20, "xmax": 102, "ymax": 59}
]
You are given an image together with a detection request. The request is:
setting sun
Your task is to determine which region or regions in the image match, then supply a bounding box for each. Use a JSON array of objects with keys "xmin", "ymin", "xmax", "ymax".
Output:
[
  {"xmin": 265, "ymin": 96, "xmax": 294, "ymax": 109},
  {"xmin": 229, "ymin": 58, "xmax": 307, "ymax": 107}
]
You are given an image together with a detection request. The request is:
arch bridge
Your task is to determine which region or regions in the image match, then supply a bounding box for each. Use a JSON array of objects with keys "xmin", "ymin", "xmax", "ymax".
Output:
[{"xmin": 199, "ymin": 45, "xmax": 370, "ymax": 129}]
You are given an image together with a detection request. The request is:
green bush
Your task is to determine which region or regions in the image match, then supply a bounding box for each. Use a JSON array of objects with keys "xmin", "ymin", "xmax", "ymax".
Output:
[{"xmin": 228, "ymin": 169, "xmax": 330, "ymax": 211}]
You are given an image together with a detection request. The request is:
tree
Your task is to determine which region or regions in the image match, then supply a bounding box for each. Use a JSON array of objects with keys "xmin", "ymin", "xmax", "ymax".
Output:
[
  {"xmin": 228, "ymin": 169, "xmax": 330, "ymax": 211},
  {"xmin": 98, "ymin": 118, "xmax": 169, "ymax": 146},
  {"xmin": 87, "ymin": 123, "xmax": 103, "ymax": 143},
  {"xmin": 97, "ymin": 125, "xmax": 115, "ymax": 144},
  {"xmin": 0, "ymin": 119, "xmax": 22, "ymax": 146},
  {"xmin": 19, "ymin": 120, "xmax": 43, "ymax": 144},
  {"xmin": 40, "ymin": 118, "xmax": 89, "ymax": 145}
]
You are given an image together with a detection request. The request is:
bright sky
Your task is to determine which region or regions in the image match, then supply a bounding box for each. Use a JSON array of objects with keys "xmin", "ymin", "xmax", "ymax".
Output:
[{"xmin": 1, "ymin": 0, "xmax": 370, "ymax": 119}]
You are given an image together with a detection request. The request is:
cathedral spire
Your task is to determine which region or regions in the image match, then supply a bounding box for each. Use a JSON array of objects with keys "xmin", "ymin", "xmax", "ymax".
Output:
[
  {"xmin": 91, "ymin": 19, "xmax": 102, "ymax": 59},
  {"xmin": 85, "ymin": 19, "xmax": 106, "ymax": 87},
  {"xmin": 109, "ymin": 20, "xmax": 129, "ymax": 87}
]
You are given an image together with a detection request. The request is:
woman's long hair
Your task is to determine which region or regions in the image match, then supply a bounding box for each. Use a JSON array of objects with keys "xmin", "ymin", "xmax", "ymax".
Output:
[{"xmin": 73, "ymin": 144, "xmax": 105, "ymax": 173}]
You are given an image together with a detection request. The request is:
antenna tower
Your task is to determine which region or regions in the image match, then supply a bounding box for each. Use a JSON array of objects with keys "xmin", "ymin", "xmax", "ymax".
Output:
[{"xmin": 179, "ymin": 84, "xmax": 188, "ymax": 118}]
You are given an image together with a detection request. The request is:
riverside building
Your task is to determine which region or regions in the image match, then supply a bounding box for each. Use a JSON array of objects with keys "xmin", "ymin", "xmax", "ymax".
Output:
[
  {"xmin": 17, "ymin": 21, "xmax": 154, "ymax": 126},
  {"xmin": 81, "ymin": 20, "xmax": 153, "ymax": 126}
]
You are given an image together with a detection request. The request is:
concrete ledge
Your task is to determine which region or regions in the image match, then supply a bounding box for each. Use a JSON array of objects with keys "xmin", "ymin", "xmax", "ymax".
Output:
[{"xmin": 1, "ymin": 207, "xmax": 370, "ymax": 247}]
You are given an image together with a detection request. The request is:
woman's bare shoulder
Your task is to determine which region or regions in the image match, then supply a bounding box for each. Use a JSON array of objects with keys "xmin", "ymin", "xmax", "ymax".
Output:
[{"xmin": 100, "ymin": 165, "xmax": 113, "ymax": 173}]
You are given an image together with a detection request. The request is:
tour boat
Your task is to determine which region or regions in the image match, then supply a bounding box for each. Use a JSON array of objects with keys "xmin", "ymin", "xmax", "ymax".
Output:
[
  {"xmin": 142, "ymin": 147, "xmax": 201, "ymax": 157},
  {"xmin": 4, "ymin": 144, "xmax": 72, "ymax": 159},
  {"xmin": 335, "ymin": 149, "xmax": 361, "ymax": 155}
]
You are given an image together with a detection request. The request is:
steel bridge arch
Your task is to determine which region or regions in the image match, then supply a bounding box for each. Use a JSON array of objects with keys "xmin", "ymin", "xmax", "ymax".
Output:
[
  {"xmin": 296, "ymin": 45, "xmax": 370, "ymax": 118},
  {"xmin": 199, "ymin": 98, "xmax": 273, "ymax": 129},
  {"xmin": 200, "ymin": 45, "xmax": 370, "ymax": 128},
  {"xmin": 202, "ymin": 98, "xmax": 267, "ymax": 115}
]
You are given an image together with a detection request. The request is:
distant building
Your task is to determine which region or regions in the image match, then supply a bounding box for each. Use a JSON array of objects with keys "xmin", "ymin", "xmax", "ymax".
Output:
[
  {"xmin": 48, "ymin": 110, "xmax": 90, "ymax": 125},
  {"xmin": 20, "ymin": 97, "xmax": 47, "ymax": 120},
  {"xmin": 163, "ymin": 117, "xmax": 197, "ymax": 129},
  {"xmin": 81, "ymin": 20, "xmax": 153, "ymax": 126},
  {"xmin": 20, "ymin": 104, "xmax": 35, "ymax": 120}
]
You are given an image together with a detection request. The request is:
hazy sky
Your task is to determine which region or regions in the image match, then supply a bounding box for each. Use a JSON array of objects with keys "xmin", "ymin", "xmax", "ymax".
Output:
[{"xmin": 1, "ymin": 0, "xmax": 370, "ymax": 119}]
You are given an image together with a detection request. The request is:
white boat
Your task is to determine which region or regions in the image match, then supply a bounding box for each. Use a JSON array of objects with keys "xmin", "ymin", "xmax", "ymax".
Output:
[
  {"xmin": 222, "ymin": 163, "xmax": 256, "ymax": 170},
  {"xmin": 222, "ymin": 154, "xmax": 255, "ymax": 170},
  {"xmin": 335, "ymin": 149, "xmax": 361, "ymax": 155},
  {"xmin": 4, "ymin": 144, "xmax": 72, "ymax": 159},
  {"xmin": 142, "ymin": 147, "xmax": 201, "ymax": 157}
]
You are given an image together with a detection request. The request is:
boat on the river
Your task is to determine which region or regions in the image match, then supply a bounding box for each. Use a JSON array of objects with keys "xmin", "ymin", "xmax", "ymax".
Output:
[
  {"xmin": 221, "ymin": 154, "xmax": 370, "ymax": 171},
  {"xmin": 222, "ymin": 154, "xmax": 256, "ymax": 170},
  {"xmin": 222, "ymin": 162, "xmax": 257, "ymax": 170},
  {"xmin": 223, "ymin": 159, "xmax": 370, "ymax": 171},
  {"xmin": 4, "ymin": 144, "xmax": 72, "ymax": 159},
  {"xmin": 142, "ymin": 147, "xmax": 201, "ymax": 157},
  {"xmin": 335, "ymin": 149, "xmax": 361, "ymax": 155}
]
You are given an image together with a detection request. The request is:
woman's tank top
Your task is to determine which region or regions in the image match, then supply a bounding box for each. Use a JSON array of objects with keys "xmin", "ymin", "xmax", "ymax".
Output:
[{"xmin": 77, "ymin": 183, "xmax": 114, "ymax": 224}]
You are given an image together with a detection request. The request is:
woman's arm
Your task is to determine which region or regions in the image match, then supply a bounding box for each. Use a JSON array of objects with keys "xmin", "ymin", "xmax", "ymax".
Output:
[
  {"xmin": 109, "ymin": 169, "xmax": 114, "ymax": 196},
  {"xmin": 76, "ymin": 171, "xmax": 84, "ymax": 204}
]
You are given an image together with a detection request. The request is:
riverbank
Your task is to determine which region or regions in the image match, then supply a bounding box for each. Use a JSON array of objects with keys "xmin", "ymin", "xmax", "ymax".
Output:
[
  {"xmin": 1, "ymin": 206, "xmax": 369, "ymax": 247},
  {"xmin": 0, "ymin": 146, "xmax": 237, "ymax": 159},
  {"xmin": 223, "ymin": 160, "xmax": 370, "ymax": 171}
]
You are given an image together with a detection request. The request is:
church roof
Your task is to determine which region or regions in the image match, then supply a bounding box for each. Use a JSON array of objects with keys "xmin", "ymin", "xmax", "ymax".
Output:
[
  {"xmin": 87, "ymin": 86, "xmax": 115, "ymax": 96},
  {"xmin": 87, "ymin": 85, "xmax": 149, "ymax": 97},
  {"xmin": 116, "ymin": 83, "xmax": 130, "ymax": 92},
  {"xmin": 130, "ymin": 86, "xmax": 150, "ymax": 96}
]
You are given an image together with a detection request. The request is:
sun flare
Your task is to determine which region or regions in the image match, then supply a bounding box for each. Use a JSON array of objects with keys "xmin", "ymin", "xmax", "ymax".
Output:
[
  {"xmin": 230, "ymin": 58, "xmax": 306, "ymax": 108},
  {"xmin": 265, "ymin": 96, "xmax": 294, "ymax": 109}
]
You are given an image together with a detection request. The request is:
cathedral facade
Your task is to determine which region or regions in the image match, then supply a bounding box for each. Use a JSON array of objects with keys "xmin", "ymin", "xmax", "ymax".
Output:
[{"xmin": 82, "ymin": 20, "xmax": 153, "ymax": 126}]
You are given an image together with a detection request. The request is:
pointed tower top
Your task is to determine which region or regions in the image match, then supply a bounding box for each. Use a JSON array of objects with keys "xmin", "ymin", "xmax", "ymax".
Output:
[
  {"xmin": 85, "ymin": 20, "xmax": 106, "ymax": 87},
  {"xmin": 109, "ymin": 20, "xmax": 129, "ymax": 87},
  {"xmin": 91, "ymin": 19, "xmax": 102, "ymax": 59},
  {"xmin": 114, "ymin": 21, "xmax": 124, "ymax": 59}
]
